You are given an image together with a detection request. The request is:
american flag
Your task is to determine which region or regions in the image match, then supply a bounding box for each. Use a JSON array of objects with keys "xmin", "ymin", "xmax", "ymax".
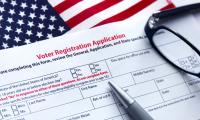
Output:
[
  {"xmin": 0, "ymin": 0, "xmax": 175, "ymax": 50},
  {"xmin": 49, "ymin": 0, "xmax": 175, "ymax": 32}
]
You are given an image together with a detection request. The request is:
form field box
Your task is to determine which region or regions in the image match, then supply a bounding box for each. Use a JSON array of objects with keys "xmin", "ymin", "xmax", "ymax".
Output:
[
  {"xmin": 155, "ymin": 73, "xmax": 184, "ymax": 89},
  {"xmin": 66, "ymin": 104, "xmax": 120, "ymax": 120},
  {"xmin": 160, "ymin": 83, "xmax": 190, "ymax": 101},
  {"xmin": 91, "ymin": 93, "xmax": 115, "ymax": 108},
  {"xmin": 106, "ymin": 49, "xmax": 166, "ymax": 77},
  {"xmin": 125, "ymin": 81, "xmax": 158, "ymax": 98},
  {"xmin": 135, "ymin": 92, "xmax": 163, "ymax": 108},
  {"xmin": 187, "ymin": 79, "xmax": 200, "ymax": 92},
  {"xmin": 22, "ymin": 99, "xmax": 94, "ymax": 120},
  {"xmin": 132, "ymin": 64, "xmax": 177, "ymax": 83},
  {"xmin": 80, "ymin": 74, "xmax": 134, "ymax": 98},
  {"xmin": 28, "ymin": 88, "xmax": 83, "ymax": 112}
]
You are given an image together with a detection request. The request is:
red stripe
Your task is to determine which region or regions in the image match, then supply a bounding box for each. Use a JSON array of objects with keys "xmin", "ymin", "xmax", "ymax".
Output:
[
  {"xmin": 160, "ymin": 3, "xmax": 176, "ymax": 11},
  {"xmin": 65, "ymin": 0, "xmax": 122, "ymax": 28},
  {"xmin": 93, "ymin": 0, "xmax": 156, "ymax": 27},
  {"xmin": 54, "ymin": 0, "xmax": 82, "ymax": 14}
]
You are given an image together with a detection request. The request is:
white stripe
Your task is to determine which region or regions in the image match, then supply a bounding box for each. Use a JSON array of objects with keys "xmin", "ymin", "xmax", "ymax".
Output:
[
  {"xmin": 171, "ymin": 0, "xmax": 200, "ymax": 6},
  {"xmin": 48, "ymin": 0, "xmax": 65, "ymax": 7},
  {"xmin": 69, "ymin": 0, "xmax": 140, "ymax": 32},
  {"xmin": 60, "ymin": 0, "xmax": 104, "ymax": 21}
]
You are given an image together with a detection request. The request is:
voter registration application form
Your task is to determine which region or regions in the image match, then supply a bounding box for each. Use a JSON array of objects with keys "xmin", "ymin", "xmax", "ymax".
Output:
[{"xmin": 1, "ymin": 2, "xmax": 200, "ymax": 120}]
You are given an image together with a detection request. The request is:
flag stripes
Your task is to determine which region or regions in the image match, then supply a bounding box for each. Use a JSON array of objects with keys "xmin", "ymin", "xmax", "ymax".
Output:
[
  {"xmin": 65, "ymin": 0, "xmax": 122, "ymax": 28},
  {"xmin": 48, "ymin": 0, "xmax": 175, "ymax": 31},
  {"xmin": 59, "ymin": 0, "xmax": 104, "ymax": 22},
  {"xmin": 93, "ymin": 0, "xmax": 156, "ymax": 27},
  {"xmin": 54, "ymin": 0, "xmax": 82, "ymax": 14}
]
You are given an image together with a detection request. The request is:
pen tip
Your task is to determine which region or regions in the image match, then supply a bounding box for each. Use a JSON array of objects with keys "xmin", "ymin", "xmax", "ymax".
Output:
[
  {"xmin": 108, "ymin": 81, "xmax": 120, "ymax": 91},
  {"xmin": 108, "ymin": 81, "xmax": 112, "ymax": 87},
  {"xmin": 108, "ymin": 81, "xmax": 134, "ymax": 108}
]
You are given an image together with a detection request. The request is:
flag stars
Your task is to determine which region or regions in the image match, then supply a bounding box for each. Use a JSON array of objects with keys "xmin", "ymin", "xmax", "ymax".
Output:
[
  {"xmin": 4, "ymin": 34, "xmax": 10, "ymax": 40},
  {"xmin": 0, "ymin": 0, "xmax": 7, "ymax": 4},
  {"xmin": 0, "ymin": 7, "xmax": 4, "ymax": 13},
  {"xmin": 21, "ymin": 3, "xmax": 27, "ymax": 9},
  {"xmin": 9, "ymin": 9, "xmax": 15, "ymax": 15},
  {"xmin": 28, "ymin": 21, "xmax": 34, "ymax": 27},
  {"xmin": 0, "ymin": 1, "xmax": 69, "ymax": 50},
  {"xmin": 11, "ymin": 1, "xmax": 17, "ymax": 6},
  {"xmin": 38, "ymin": 23, "xmax": 44, "ymax": 29},
  {"xmin": 36, "ymin": 32, "xmax": 43, "ymax": 38},
  {"xmin": 17, "ymin": 19, "xmax": 24, "ymax": 26},
  {"xmin": 7, "ymin": 18, "xmax": 14, "ymax": 23},
  {"xmin": 58, "ymin": 26, "xmax": 65, "ymax": 33},
  {"xmin": 39, "ymin": 14, "xmax": 46, "ymax": 21},
  {"xmin": 26, "ymin": 30, "xmax": 32, "ymax": 36},
  {"xmin": 24, "ymin": 39, "xmax": 31, "ymax": 44},
  {"xmin": 50, "ymin": 16, "xmax": 56, "ymax": 22},
  {"xmin": 41, "ymin": 5, "xmax": 48, "ymax": 12},
  {"xmin": 29, "ymin": 13, "xmax": 36, "ymax": 19},
  {"xmin": 16, "ymin": 28, "xmax": 22, "ymax": 34},
  {"xmin": 31, "ymin": 4, "xmax": 38, "ymax": 10},
  {"xmin": 47, "ymin": 34, "xmax": 53, "ymax": 38},
  {"xmin": 19, "ymin": 11, "xmax": 26, "ymax": 17},
  {"xmin": 48, "ymin": 25, "xmax": 54, "ymax": 31},
  {"xmin": 14, "ymin": 37, "xmax": 21, "ymax": 43},
  {"xmin": 2, "ymin": 42, "xmax": 8, "ymax": 48},
  {"xmin": 5, "ymin": 26, "xmax": 12, "ymax": 32}
]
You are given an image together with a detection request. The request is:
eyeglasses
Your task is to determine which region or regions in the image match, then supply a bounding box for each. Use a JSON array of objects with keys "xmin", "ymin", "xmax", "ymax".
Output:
[{"xmin": 145, "ymin": 3, "xmax": 200, "ymax": 78}]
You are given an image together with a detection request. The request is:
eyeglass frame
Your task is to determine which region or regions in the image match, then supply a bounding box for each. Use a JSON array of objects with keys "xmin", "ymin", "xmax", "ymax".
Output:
[{"xmin": 144, "ymin": 3, "xmax": 200, "ymax": 78}]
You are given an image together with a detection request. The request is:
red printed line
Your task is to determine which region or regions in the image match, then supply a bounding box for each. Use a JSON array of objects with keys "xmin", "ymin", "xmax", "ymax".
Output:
[
  {"xmin": 54, "ymin": 0, "xmax": 82, "ymax": 14},
  {"xmin": 65, "ymin": 0, "xmax": 122, "ymax": 28},
  {"xmin": 0, "ymin": 71, "xmax": 109, "ymax": 102},
  {"xmin": 93, "ymin": 0, "xmax": 156, "ymax": 27}
]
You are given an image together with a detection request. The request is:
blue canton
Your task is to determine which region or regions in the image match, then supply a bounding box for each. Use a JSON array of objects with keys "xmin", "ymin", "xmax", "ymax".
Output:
[{"xmin": 0, "ymin": 0, "xmax": 70, "ymax": 50}]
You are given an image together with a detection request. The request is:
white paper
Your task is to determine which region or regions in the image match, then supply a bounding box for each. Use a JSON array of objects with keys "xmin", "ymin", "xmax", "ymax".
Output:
[
  {"xmin": 1, "ymin": 4, "xmax": 200, "ymax": 120},
  {"xmin": 171, "ymin": 0, "xmax": 200, "ymax": 6}
]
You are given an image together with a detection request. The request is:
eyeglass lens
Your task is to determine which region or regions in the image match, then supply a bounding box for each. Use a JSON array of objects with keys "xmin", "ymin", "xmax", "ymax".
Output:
[{"xmin": 152, "ymin": 29, "xmax": 200, "ymax": 74}]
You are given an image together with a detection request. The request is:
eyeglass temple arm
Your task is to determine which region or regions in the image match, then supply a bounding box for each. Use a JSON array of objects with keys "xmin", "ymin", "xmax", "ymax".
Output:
[{"xmin": 153, "ymin": 3, "xmax": 200, "ymax": 19}]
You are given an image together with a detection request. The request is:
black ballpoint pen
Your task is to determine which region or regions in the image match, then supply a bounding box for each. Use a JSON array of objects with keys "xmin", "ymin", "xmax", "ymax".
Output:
[{"xmin": 108, "ymin": 81, "xmax": 154, "ymax": 120}]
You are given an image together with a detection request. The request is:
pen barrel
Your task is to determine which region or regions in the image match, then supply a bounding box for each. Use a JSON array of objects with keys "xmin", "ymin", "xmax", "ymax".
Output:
[{"xmin": 127, "ymin": 102, "xmax": 154, "ymax": 120}]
